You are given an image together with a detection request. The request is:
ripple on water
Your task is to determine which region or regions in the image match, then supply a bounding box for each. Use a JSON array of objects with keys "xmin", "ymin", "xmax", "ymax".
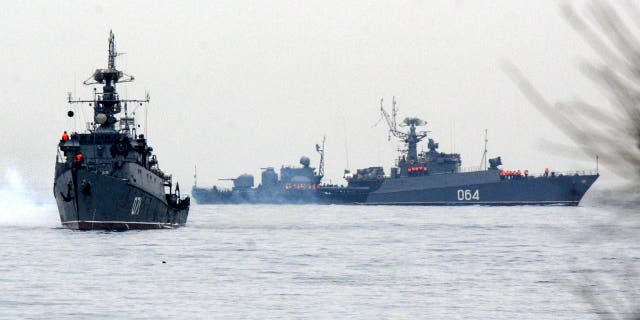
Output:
[{"xmin": 0, "ymin": 204, "xmax": 637, "ymax": 319}]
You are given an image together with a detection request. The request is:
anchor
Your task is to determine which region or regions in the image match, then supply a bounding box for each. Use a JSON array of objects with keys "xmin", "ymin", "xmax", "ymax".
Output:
[{"xmin": 60, "ymin": 181, "xmax": 73, "ymax": 202}]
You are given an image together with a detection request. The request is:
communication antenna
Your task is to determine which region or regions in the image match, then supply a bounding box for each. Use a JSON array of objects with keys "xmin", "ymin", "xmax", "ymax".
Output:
[
  {"xmin": 194, "ymin": 164, "xmax": 198, "ymax": 187},
  {"xmin": 342, "ymin": 117, "xmax": 350, "ymax": 174},
  {"xmin": 316, "ymin": 136, "xmax": 326, "ymax": 178},
  {"xmin": 450, "ymin": 120, "xmax": 453, "ymax": 153},
  {"xmin": 145, "ymin": 91, "xmax": 150, "ymax": 138},
  {"xmin": 392, "ymin": 96, "xmax": 398, "ymax": 131},
  {"xmin": 479, "ymin": 129, "xmax": 488, "ymax": 170},
  {"xmin": 380, "ymin": 96, "xmax": 407, "ymax": 140}
]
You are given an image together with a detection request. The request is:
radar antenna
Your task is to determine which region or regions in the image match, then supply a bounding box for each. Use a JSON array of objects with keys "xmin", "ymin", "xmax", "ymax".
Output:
[
  {"xmin": 379, "ymin": 97, "xmax": 428, "ymax": 161},
  {"xmin": 316, "ymin": 136, "xmax": 326, "ymax": 178},
  {"xmin": 380, "ymin": 96, "xmax": 407, "ymax": 140},
  {"xmin": 194, "ymin": 164, "xmax": 198, "ymax": 188},
  {"xmin": 82, "ymin": 30, "xmax": 134, "ymax": 85}
]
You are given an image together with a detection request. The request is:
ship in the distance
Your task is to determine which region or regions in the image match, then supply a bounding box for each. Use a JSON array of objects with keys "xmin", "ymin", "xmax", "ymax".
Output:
[
  {"xmin": 319, "ymin": 97, "xmax": 599, "ymax": 205},
  {"xmin": 193, "ymin": 97, "xmax": 598, "ymax": 206},
  {"xmin": 192, "ymin": 139, "xmax": 326, "ymax": 204},
  {"xmin": 54, "ymin": 31, "xmax": 190, "ymax": 230}
]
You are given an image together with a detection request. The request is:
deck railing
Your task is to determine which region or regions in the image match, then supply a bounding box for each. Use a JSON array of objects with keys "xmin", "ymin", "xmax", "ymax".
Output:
[
  {"xmin": 530, "ymin": 169, "xmax": 599, "ymax": 177},
  {"xmin": 445, "ymin": 167, "xmax": 599, "ymax": 177}
]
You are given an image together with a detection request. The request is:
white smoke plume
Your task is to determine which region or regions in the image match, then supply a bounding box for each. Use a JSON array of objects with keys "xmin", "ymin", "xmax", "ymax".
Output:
[{"xmin": 0, "ymin": 167, "xmax": 58, "ymax": 227}]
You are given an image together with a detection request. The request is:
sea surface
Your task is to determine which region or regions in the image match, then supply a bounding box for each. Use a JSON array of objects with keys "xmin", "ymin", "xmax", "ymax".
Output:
[{"xmin": 0, "ymin": 202, "xmax": 638, "ymax": 319}]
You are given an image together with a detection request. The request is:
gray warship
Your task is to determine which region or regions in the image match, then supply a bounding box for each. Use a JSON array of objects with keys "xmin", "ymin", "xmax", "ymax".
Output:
[
  {"xmin": 319, "ymin": 97, "xmax": 599, "ymax": 205},
  {"xmin": 192, "ymin": 139, "xmax": 326, "ymax": 204},
  {"xmin": 193, "ymin": 97, "xmax": 598, "ymax": 206},
  {"xmin": 54, "ymin": 31, "xmax": 190, "ymax": 230}
]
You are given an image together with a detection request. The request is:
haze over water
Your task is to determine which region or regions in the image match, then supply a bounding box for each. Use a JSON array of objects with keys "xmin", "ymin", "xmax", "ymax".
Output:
[
  {"xmin": 1, "ymin": 2, "xmax": 639, "ymax": 318},
  {"xmin": 1, "ymin": 195, "xmax": 638, "ymax": 319}
]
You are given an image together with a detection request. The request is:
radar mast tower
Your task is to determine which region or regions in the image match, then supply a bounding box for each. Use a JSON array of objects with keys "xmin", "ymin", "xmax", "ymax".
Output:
[
  {"xmin": 379, "ymin": 97, "xmax": 428, "ymax": 161},
  {"xmin": 67, "ymin": 31, "xmax": 148, "ymax": 132}
]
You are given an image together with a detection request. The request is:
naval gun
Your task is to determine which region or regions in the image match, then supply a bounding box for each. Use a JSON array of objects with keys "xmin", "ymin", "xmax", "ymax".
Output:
[{"xmin": 220, "ymin": 174, "xmax": 255, "ymax": 191}]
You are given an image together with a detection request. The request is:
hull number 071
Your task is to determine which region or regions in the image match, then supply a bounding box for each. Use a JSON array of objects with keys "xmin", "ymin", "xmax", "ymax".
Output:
[{"xmin": 457, "ymin": 189, "xmax": 480, "ymax": 201}]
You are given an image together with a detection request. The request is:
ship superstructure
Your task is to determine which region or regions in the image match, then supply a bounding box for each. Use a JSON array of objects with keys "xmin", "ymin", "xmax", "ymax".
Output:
[{"xmin": 192, "ymin": 141, "xmax": 325, "ymax": 204}]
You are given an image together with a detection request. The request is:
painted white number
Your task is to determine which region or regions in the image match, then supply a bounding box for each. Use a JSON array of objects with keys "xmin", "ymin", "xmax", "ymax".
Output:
[
  {"xmin": 131, "ymin": 196, "xmax": 142, "ymax": 215},
  {"xmin": 457, "ymin": 189, "xmax": 480, "ymax": 201}
]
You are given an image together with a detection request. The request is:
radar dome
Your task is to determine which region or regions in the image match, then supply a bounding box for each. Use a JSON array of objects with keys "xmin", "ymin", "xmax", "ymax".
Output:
[
  {"xmin": 299, "ymin": 156, "xmax": 311, "ymax": 167},
  {"xmin": 402, "ymin": 117, "xmax": 426, "ymax": 127},
  {"xmin": 95, "ymin": 113, "xmax": 107, "ymax": 124}
]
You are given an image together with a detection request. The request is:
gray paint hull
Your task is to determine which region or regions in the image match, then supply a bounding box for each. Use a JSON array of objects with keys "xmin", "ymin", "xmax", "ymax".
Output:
[
  {"xmin": 191, "ymin": 187, "xmax": 324, "ymax": 204},
  {"xmin": 193, "ymin": 170, "xmax": 598, "ymax": 206},
  {"xmin": 54, "ymin": 168, "xmax": 189, "ymax": 230},
  {"xmin": 363, "ymin": 170, "xmax": 598, "ymax": 206}
]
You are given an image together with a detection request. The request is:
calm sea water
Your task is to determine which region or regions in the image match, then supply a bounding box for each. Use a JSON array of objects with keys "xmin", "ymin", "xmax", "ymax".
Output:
[{"xmin": 0, "ymin": 202, "xmax": 638, "ymax": 319}]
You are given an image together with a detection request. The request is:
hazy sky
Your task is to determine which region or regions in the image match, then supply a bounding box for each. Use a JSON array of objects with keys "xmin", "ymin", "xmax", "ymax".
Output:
[{"xmin": 0, "ymin": 1, "xmax": 618, "ymax": 200}]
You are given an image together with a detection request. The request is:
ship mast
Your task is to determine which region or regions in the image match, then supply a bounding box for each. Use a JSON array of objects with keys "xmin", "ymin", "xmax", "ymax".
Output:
[
  {"xmin": 108, "ymin": 31, "xmax": 117, "ymax": 70},
  {"xmin": 479, "ymin": 129, "xmax": 488, "ymax": 170},
  {"xmin": 380, "ymin": 97, "xmax": 428, "ymax": 161},
  {"xmin": 316, "ymin": 136, "xmax": 326, "ymax": 178},
  {"xmin": 67, "ymin": 31, "xmax": 148, "ymax": 132},
  {"xmin": 381, "ymin": 96, "xmax": 405, "ymax": 140},
  {"xmin": 194, "ymin": 164, "xmax": 198, "ymax": 188}
]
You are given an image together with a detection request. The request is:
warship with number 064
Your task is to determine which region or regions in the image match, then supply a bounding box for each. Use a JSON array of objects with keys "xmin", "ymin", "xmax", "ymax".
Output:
[
  {"xmin": 54, "ymin": 31, "xmax": 190, "ymax": 230},
  {"xmin": 318, "ymin": 97, "xmax": 600, "ymax": 205}
]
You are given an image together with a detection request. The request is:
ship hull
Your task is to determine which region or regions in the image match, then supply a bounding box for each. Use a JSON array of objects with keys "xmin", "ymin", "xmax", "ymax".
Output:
[
  {"xmin": 361, "ymin": 171, "xmax": 599, "ymax": 206},
  {"xmin": 192, "ymin": 187, "xmax": 325, "ymax": 204},
  {"xmin": 54, "ymin": 168, "xmax": 189, "ymax": 231},
  {"xmin": 192, "ymin": 170, "xmax": 598, "ymax": 206}
]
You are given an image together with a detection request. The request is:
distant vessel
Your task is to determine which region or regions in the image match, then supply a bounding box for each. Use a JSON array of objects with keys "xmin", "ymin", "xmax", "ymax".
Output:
[
  {"xmin": 194, "ymin": 97, "xmax": 598, "ymax": 206},
  {"xmin": 319, "ymin": 97, "xmax": 599, "ymax": 205},
  {"xmin": 192, "ymin": 139, "xmax": 326, "ymax": 204},
  {"xmin": 54, "ymin": 31, "xmax": 190, "ymax": 230}
]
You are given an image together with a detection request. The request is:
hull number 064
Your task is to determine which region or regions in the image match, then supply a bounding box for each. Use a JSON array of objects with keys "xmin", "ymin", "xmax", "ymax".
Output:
[{"xmin": 457, "ymin": 189, "xmax": 480, "ymax": 201}]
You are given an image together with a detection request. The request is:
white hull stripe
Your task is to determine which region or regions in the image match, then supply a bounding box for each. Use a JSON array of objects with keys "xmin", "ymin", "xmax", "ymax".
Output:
[{"xmin": 63, "ymin": 220, "xmax": 180, "ymax": 225}]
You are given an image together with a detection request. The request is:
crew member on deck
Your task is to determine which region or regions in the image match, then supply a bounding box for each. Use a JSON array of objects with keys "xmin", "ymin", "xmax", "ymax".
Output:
[
  {"xmin": 61, "ymin": 131, "xmax": 69, "ymax": 141},
  {"xmin": 544, "ymin": 167, "xmax": 549, "ymax": 177}
]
